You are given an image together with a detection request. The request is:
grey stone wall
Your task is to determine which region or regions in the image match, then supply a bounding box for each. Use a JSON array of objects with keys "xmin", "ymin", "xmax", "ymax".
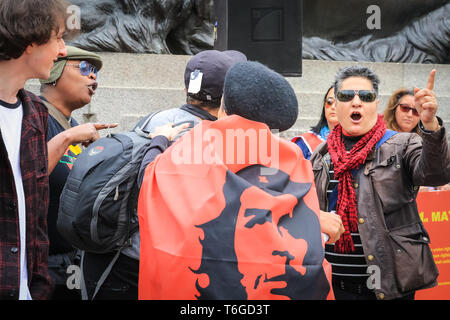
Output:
[{"xmin": 25, "ymin": 53, "xmax": 450, "ymax": 141}]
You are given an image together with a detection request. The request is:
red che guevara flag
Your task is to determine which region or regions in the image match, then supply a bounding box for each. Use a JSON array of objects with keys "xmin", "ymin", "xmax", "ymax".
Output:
[{"xmin": 137, "ymin": 115, "xmax": 333, "ymax": 300}]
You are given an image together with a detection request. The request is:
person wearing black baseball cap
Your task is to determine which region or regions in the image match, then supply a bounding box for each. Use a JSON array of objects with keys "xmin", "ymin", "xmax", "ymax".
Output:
[
  {"xmin": 136, "ymin": 49, "xmax": 247, "ymax": 134},
  {"xmin": 183, "ymin": 50, "xmax": 247, "ymax": 111},
  {"xmin": 136, "ymin": 61, "xmax": 336, "ymax": 300}
]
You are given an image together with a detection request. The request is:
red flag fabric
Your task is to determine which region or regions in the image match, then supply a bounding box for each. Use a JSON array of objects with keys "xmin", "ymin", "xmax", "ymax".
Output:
[{"xmin": 138, "ymin": 115, "xmax": 333, "ymax": 300}]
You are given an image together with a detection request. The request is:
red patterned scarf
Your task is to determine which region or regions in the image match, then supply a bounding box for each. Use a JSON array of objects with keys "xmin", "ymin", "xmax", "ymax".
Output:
[{"xmin": 327, "ymin": 115, "xmax": 386, "ymax": 253}]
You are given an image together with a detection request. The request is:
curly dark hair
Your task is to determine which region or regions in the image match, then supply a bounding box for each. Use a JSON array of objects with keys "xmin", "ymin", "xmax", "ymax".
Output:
[{"xmin": 0, "ymin": 0, "xmax": 69, "ymax": 61}]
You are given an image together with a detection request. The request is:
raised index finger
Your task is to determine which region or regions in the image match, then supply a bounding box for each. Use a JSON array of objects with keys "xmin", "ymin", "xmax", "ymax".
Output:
[{"xmin": 426, "ymin": 69, "xmax": 436, "ymax": 91}]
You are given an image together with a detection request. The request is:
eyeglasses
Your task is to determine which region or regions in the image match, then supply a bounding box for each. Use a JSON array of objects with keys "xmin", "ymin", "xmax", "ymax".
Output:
[
  {"xmin": 336, "ymin": 90, "xmax": 377, "ymax": 103},
  {"xmin": 324, "ymin": 97, "xmax": 335, "ymax": 107},
  {"xmin": 397, "ymin": 104, "xmax": 419, "ymax": 116},
  {"xmin": 66, "ymin": 61, "xmax": 98, "ymax": 77}
]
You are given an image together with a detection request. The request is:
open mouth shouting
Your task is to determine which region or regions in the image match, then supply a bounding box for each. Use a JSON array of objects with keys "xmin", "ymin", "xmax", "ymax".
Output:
[
  {"xmin": 350, "ymin": 110, "xmax": 362, "ymax": 123},
  {"xmin": 87, "ymin": 82, "xmax": 98, "ymax": 95}
]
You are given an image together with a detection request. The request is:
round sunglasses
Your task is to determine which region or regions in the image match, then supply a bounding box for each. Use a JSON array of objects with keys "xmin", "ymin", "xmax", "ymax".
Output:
[
  {"xmin": 397, "ymin": 103, "xmax": 419, "ymax": 116},
  {"xmin": 336, "ymin": 90, "xmax": 377, "ymax": 103},
  {"xmin": 66, "ymin": 61, "xmax": 98, "ymax": 77}
]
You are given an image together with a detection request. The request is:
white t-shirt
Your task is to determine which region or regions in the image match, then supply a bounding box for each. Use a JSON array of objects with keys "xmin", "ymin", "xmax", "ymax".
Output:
[{"xmin": 0, "ymin": 99, "xmax": 32, "ymax": 300}]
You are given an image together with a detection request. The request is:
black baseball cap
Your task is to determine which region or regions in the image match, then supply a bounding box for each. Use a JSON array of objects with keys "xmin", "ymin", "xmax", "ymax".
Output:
[{"xmin": 184, "ymin": 50, "xmax": 247, "ymax": 102}]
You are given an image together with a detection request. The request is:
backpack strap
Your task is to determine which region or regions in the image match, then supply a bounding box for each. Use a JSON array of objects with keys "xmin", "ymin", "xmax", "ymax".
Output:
[
  {"xmin": 80, "ymin": 248, "xmax": 124, "ymax": 300},
  {"xmin": 179, "ymin": 104, "xmax": 218, "ymax": 121},
  {"xmin": 91, "ymin": 249, "xmax": 122, "ymax": 300},
  {"xmin": 134, "ymin": 104, "xmax": 216, "ymax": 139},
  {"xmin": 134, "ymin": 111, "xmax": 162, "ymax": 138},
  {"xmin": 376, "ymin": 129, "xmax": 397, "ymax": 150},
  {"xmin": 80, "ymin": 250, "xmax": 88, "ymax": 300},
  {"xmin": 41, "ymin": 99, "xmax": 73, "ymax": 131}
]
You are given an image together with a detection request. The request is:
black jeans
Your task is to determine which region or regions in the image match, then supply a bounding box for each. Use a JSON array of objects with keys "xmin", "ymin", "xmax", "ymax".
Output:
[
  {"xmin": 82, "ymin": 251, "xmax": 139, "ymax": 300},
  {"xmin": 48, "ymin": 251, "xmax": 81, "ymax": 300}
]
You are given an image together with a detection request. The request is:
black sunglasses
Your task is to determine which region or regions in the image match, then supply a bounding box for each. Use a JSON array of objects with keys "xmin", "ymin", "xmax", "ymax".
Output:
[{"xmin": 336, "ymin": 90, "xmax": 377, "ymax": 103}]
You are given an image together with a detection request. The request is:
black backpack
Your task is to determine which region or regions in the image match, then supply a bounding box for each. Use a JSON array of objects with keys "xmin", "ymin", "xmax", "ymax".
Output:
[
  {"xmin": 57, "ymin": 113, "xmax": 159, "ymax": 254},
  {"xmin": 58, "ymin": 106, "xmax": 212, "ymax": 299},
  {"xmin": 57, "ymin": 113, "xmax": 163, "ymax": 300}
]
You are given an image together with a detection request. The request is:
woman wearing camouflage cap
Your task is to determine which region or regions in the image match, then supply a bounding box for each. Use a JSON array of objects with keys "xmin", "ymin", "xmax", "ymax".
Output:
[{"xmin": 40, "ymin": 45, "xmax": 117, "ymax": 299}]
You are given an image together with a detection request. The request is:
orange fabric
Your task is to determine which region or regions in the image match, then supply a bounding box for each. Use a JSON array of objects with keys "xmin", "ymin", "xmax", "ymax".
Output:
[{"xmin": 138, "ymin": 115, "xmax": 333, "ymax": 300}]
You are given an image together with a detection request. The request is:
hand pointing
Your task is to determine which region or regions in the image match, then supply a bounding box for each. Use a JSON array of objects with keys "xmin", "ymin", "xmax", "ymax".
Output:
[{"xmin": 414, "ymin": 69, "xmax": 439, "ymax": 131}]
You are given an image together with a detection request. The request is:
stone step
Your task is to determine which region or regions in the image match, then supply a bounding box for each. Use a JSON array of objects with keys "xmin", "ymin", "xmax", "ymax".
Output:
[{"xmin": 25, "ymin": 53, "xmax": 450, "ymax": 140}]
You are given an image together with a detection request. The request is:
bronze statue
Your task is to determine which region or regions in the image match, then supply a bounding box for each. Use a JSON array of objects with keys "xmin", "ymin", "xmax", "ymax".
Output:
[
  {"xmin": 68, "ymin": 0, "xmax": 449, "ymax": 64},
  {"xmin": 68, "ymin": 0, "xmax": 214, "ymax": 55}
]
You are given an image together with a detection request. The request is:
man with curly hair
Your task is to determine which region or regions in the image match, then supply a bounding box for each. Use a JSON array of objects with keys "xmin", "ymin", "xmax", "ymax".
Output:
[{"xmin": 0, "ymin": 0, "xmax": 112, "ymax": 300}]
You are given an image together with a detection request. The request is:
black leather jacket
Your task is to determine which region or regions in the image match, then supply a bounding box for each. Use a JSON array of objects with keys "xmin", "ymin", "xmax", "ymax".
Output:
[{"xmin": 310, "ymin": 127, "xmax": 450, "ymax": 299}]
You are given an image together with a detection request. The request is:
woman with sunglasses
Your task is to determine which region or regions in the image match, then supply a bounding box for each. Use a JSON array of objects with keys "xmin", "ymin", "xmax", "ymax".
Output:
[
  {"xmin": 310, "ymin": 65, "xmax": 449, "ymax": 300},
  {"xmin": 385, "ymin": 89, "xmax": 450, "ymax": 193},
  {"xmin": 383, "ymin": 88, "xmax": 420, "ymax": 133},
  {"xmin": 291, "ymin": 86, "xmax": 339, "ymax": 160},
  {"xmin": 39, "ymin": 46, "xmax": 118, "ymax": 300}
]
